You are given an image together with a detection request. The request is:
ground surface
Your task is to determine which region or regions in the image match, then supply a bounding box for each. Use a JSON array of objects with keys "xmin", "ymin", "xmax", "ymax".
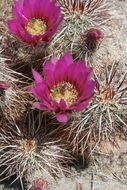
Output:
[{"xmin": 0, "ymin": 0, "xmax": 127, "ymax": 189}]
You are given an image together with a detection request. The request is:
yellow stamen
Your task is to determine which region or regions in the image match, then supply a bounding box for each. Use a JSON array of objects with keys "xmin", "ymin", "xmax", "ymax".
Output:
[
  {"xmin": 50, "ymin": 82, "xmax": 78, "ymax": 107},
  {"xmin": 26, "ymin": 18, "xmax": 47, "ymax": 36}
]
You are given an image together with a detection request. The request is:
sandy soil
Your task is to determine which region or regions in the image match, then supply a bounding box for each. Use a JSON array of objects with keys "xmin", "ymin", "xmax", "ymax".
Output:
[{"xmin": 0, "ymin": 0, "xmax": 127, "ymax": 189}]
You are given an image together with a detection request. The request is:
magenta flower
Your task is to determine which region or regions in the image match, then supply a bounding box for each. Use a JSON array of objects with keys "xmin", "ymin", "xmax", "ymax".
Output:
[
  {"xmin": 7, "ymin": 0, "xmax": 63, "ymax": 46},
  {"xmin": 30, "ymin": 53, "xmax": 95, "ymax": 123}
]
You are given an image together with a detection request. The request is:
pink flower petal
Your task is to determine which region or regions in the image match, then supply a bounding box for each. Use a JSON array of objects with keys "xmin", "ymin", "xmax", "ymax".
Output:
[
  {"xmin": 56, "ymin": 113, "xmax": 68, "ymax": 123},
  {"xmin": 32, "ymin": 69, "xmax": 43, "ymax": 83}
]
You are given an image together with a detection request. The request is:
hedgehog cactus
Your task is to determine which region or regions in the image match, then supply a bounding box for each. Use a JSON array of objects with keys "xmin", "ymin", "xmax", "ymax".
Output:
[
  {"xmin": 62, "ymin": 62, "xmax": 127, "ymax": 155},
  {"xmin": 48, "ymin": 0, "xmax": 111, "ymax": 59},
  {"xmin": 0, "ymin": 55, "xmax": 29, "ymax": 123},
  {"xmin": 0, "ymin": 0, "xmax": 125, "ymax": 189},
  {"xmin": 0, "ymin": 111, "xmax": 71, "ymax": 189}
]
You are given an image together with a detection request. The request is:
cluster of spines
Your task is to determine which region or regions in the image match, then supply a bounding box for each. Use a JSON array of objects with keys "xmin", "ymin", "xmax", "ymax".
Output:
[
  {"xmin": 0, "ymin": 111, "xmax": 71, "ymax": 189},
  {"xmin": 66, "ymin": 62, "xmax": 127, "ymax": 154},
  {"xmin": 49, "ymin": 0, "xmax": 111, "ymax": 59}
]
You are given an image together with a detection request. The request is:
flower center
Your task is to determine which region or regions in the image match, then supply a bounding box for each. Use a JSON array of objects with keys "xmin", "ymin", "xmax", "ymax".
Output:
[
  {"xmin": 26, "ymin": 18, "xmax": 47, "ymax": 36},
  {"xmin": 50, "ymin": 82, "xmax": 78, "ymax": 107}
]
